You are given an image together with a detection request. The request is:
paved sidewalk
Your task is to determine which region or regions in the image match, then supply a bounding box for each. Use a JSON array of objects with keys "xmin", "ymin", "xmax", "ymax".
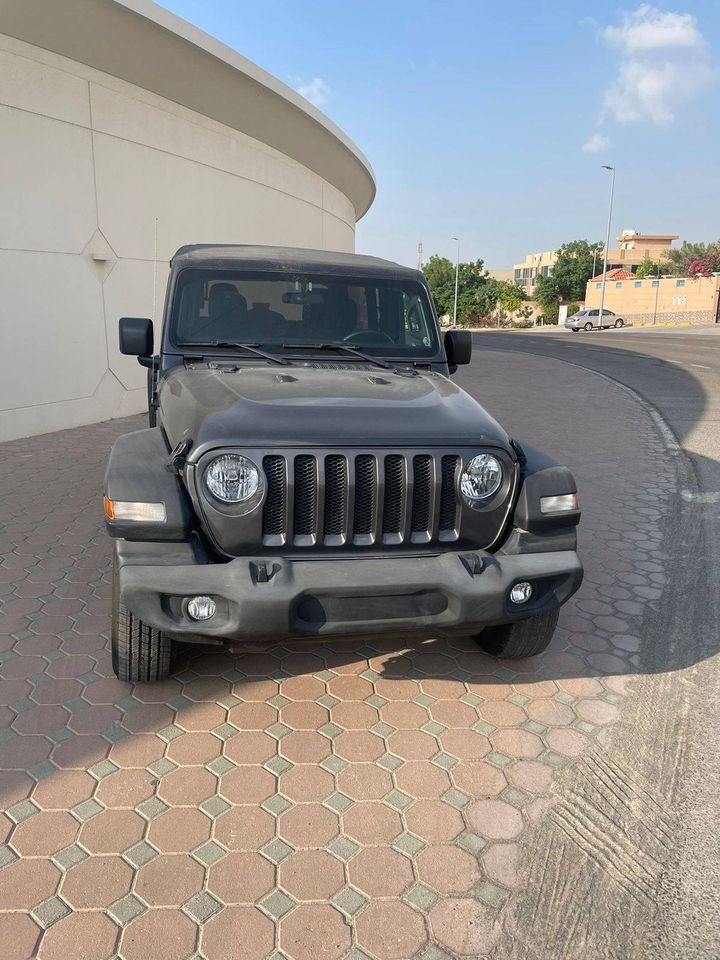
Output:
[{"xmin": 0, "ymin": 353, "xmax": 676, "ymax": 959}]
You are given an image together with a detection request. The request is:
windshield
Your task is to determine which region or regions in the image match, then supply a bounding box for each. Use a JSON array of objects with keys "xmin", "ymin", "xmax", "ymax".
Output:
[{"xmin": 170, "ymin": 269, "xmax": 440, "ymax": 359}]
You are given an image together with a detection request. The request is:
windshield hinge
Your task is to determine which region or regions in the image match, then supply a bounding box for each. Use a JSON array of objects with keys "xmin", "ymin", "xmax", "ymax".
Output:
[{"xmin": 167, "ymin": 438, "xmax": 193, "ymax": 473}]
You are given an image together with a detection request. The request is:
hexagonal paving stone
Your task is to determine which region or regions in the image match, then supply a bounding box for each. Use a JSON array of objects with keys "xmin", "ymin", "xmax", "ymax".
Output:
[
  {"xmin": 224, "ymin": 731, "xmax": 277, "ymax": 764},
  {"xmin": 278, "ymin": 804, "xmax": 340, "ymax": 848},
  {"xmin": 279, "ymin": 848, "xmax": 345, "ymax": 900},
  {"xmin": 334, "ymin": 731, "xmax": 385, "ymax": 762},
  {"xmin": 60, "ymin": 855, "xmax": 133, "ymax": 908},
  {"xmin": 483, "ymin": 842, "xmax": 522, "ymax": 887},
  {"xmin": 278, "ymin": 765, "xmax": 334, "ymax": 802},
  {"xmin": 343, "ymin": 802, "xmax": 403, "ymax": 845},
  {"xmin": 120, "ymin": 908, "xmax": 197, "ymax": 960},
  {"xmin": 79, "ymin": 809, "xmax": 145, "ymax": 854},
  {"xmin": 36, "ymin": 910, "xmax": 119, "ymax": 960},
  {"xmin": 165, "ymin": 732, "xmax": 222, "ymax": 765},
  {"xmin": 207, "ymin": 851, "xmax": 275, "ymax": 905},
  {"xmin": 94, "ymin": 769, "xmax": 155, "ymax": 808},
  {"xmin": 220, "ymin": 765, "xmax": 276, "ymax": 805},
  {"xmin": 31, "ymin": 769, "xmax": 96, "ymax": 810},
  {"xmin": 356, "ymin": 900, "xmax": 427, "ymax": 959},
  {"xmin": 0, "ymin": 858, "xmax": 61, "ymax": 910},
  {"xmin": 215, "ymin": 807, "xmax": 275, "ymax": 851},
  {"xmin": 157, "ymin": 767, "xmax": 218, "ymax": 806},
  {"xmin": 134, "ymin": 854, "xmax": 205, "ymax": 907},
  {"xmin": 405, "ymin": 800, "xmax": 464, "ymax": 844},
  {"xmin": 429, "ymin": 897, "xmax": 502, "ymax": 956},
  {"xmin": 280, "ymin": 903, "xmax": 352, "ymax": 960},
  {"xmin": 336, "ymin": 762, "xmax": 393, "ymax": 801},
  {"xmin": 202, "ymin": 905, "xmax": 275, "ymax": 960},
  {"xmin": 348, "ymin": 846, "xmax": 414, "ymax": 898},
  {"xmin": 416, "ymin": 844, "xmax": 481, "ymax": 895},
  {"xmin": 11, "ymin": 810, "xmax": 79, "ymax": 856},
  {"xmin": 0, "ymin": 913, "xmax": 41, "ymax": 960},
  {"xmin": 467, "ymin": 799, "xmax": 524, "ymax": 841},
  {"xmin": 147, "ymin": 808, "xmax": 211, "ymax": 854}
]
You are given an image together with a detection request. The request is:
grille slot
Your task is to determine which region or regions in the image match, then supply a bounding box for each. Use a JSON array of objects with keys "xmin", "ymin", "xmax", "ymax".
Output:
[
  {"xmin": 324, "ymin": 455, "xmax": 347, "ymax": 538},
  {"xmin": 383, "ymin": 455, "xmax": 405, "ymax": 535},
  {"xmin": 353, "ymin": 455, "xmax": 376, "ymax": 537},
  {"xmin": 262, "ymin": 455, "xmax": 286, "ymax": 537},
  {"xmin": 439, "ymin": 455, "xmax": 459, "ymax": 531},
  {"xmin": 411, "ymin": 455, "xmax": 433, "ymax": 533},
  {"xmin": 293, "ymin": 455, "xmax": 317, "ymax": 539}
]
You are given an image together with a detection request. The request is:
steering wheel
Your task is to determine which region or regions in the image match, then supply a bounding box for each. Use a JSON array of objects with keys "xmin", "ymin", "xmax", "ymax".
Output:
[{"xmin": 343, "ymin": 329, "xmax": 394, "ymax": 346}]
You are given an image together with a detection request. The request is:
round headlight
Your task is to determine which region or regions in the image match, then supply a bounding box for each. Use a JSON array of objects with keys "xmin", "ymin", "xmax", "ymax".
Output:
[
  {"xmin": 205, "ymin": 455, "xmax": 259, "ymax": 503},
  {"xmin": 460, "ymin": 454, "xmax": 503, "ymax": 502}
]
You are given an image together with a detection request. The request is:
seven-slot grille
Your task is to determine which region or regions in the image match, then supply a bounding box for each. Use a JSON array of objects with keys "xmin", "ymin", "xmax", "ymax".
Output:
[{"xmin": 262, "ymin": 452, "xmax": 461, "ymax": 547}]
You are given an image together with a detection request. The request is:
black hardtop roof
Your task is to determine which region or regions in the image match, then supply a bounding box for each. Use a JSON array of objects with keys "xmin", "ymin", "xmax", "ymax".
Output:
[{"xmin": 171, "ymin": 244, "xmax": 424, "ymax": 282}]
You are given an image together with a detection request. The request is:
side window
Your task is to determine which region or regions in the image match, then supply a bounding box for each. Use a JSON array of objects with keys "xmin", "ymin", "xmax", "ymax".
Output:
[
  {"xmin": 589, "ymin": 309, "xmax": 599, "ymax": 316},
  {"xmin": 402, "ymin": 292, "xmax": 433, "ymax": 346}
]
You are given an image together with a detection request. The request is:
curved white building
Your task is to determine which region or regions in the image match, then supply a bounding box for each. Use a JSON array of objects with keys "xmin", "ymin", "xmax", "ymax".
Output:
[{"xmin": 0, "ymin": 0, "xmax": 375, "ymax": 441}]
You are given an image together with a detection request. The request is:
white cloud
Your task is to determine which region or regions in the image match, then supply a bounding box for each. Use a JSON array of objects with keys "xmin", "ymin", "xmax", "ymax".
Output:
[
  {"xmin": 295, "ymin": 77, "xmax": 331, "ymax": 108},
  {"xmin": 602, "ymin": 5, "xmax": 703, "ymax": 55},
  {"xmin": 582, "ymin": 132, "xmax": 612, "ymax": 153},
  {"xmin": 597, "ymin": 5, "xmax": 715, "ymax": 127}
]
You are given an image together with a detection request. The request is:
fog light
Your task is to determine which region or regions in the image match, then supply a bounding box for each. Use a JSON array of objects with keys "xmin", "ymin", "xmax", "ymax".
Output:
[
  {"xmin": 186, "ymin": 596, "xmax": 216, "ymax": 621},
  {"xmin": 510, "ymin": 582, "xmax": 533, "ymax": 604}
]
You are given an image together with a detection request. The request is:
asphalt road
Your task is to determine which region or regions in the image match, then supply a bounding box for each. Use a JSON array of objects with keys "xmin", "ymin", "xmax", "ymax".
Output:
[
  {"xmin": 469, "ymin": 326, "xmax": 720, "ymax": 959},
  {"xmin": 472, "ymin": 325, "xmax": 720, "ymax": 491}
]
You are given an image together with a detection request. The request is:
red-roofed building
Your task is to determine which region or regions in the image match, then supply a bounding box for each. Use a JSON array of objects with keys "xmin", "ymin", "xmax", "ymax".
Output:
[{"xmin": 591, "ymin": 268, "xmax": 636, "ymax": 282}]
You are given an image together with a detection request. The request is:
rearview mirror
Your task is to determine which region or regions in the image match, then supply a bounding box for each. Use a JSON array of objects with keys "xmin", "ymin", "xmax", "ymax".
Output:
[
  {"xmin": 119, "ymin": 317, "xmax": 153, "ymax": 357},
  {"xmin": 444, "ymin": 330, "xmax": 472, "ymax": 368}
]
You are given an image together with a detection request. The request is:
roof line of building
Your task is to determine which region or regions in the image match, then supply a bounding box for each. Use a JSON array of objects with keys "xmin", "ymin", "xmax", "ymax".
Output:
[{"xmin": 0, "ymin": 0, "xmax": 376, "ymax": 220}]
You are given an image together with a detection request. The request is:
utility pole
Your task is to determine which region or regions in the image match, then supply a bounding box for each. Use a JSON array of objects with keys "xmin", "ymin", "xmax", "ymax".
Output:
[
  {"xmin": 452, "ymin": 237, "xmax": 460, "ymax": 327},
  {"xmin": 598, "ymin": 165, "xmax": 615, "ymax": 331},
  {"xmin": 416, "ymin": 242, "xmax": 423, "ymax": 271}
]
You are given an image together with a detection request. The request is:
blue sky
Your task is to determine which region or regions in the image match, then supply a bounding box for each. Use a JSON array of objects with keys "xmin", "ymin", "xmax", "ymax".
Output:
[{"xmin": 161, "ymin": 1, "xmax": 719, "ymax": 269}]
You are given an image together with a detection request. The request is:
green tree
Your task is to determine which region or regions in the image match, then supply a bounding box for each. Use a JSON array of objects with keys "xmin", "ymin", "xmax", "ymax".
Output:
[
  {"xmin": 422, "ymin": 255, "xmax": 456, "ymax": 317},
  {"xmin": 635, "ymin": 256, "xmax": 671, "ymax": 279},
  {"xmin": 551, "ymin": 240, "xmax": 605, "ymax": 301},
  {"xmin": 534, "ymin": 274, "xmax": 561, "ymax": 324},
  {"xmin": 423, "ymin": 256, "xmax": 493, "ymax": 325}
]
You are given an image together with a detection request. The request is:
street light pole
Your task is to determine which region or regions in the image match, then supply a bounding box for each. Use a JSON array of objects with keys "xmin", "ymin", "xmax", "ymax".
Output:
[
  {"xmin": 452, "ymin": 237, "xmax": 460, "ymax": 327},
  {"xmin": 598, "ymin": 165, "xmax": 615, "ymax": 331}
]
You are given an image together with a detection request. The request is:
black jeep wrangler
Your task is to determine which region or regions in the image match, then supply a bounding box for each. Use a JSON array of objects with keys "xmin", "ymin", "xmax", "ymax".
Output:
[{"xmin": 105, "ymin": 245, "xmax": 582, "ymax": 682}]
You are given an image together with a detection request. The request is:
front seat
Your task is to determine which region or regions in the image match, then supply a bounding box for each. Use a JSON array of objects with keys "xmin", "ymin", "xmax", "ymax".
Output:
[{"xmin": 207, "ymin": 283, "xmax": 247, "ymax": 338}]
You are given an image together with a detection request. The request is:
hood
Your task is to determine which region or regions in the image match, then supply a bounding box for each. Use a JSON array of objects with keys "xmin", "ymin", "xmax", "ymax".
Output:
[{"xmin": 158, "ymin": 363, "xmax": 511, "ymax": 457}]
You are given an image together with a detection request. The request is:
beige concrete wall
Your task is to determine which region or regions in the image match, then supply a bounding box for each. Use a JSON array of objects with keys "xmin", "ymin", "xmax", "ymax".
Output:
[
  {"xmin": 0, "ymin": 34, "xmax": 361, "ymax": 441},
  {"xmin": 585, "ymin": 274, "xmax": 720, "ymax": 325}
]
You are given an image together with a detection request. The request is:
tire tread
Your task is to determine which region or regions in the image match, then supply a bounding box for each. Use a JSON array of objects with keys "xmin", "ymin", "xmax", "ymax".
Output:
[{"xmin": 112, "ymin": 554, "xmax": 172, "ymax": 682}]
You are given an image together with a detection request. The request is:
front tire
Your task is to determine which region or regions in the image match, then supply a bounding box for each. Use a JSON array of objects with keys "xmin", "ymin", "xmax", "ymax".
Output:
[
  {"xmin": 614, "ymin": 318, "xmax": 624, "ymax": 328},
  {"xmin": 111, "ymin": 551, "xmax": 173, "ymax": 682},
  {"xmin": 474, "ymin": 609, "xmax": 559, "ymax": 659}
]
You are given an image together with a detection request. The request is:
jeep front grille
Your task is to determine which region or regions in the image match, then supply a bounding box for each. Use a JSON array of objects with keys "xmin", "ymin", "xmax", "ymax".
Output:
[{"xmin": 261, "ymin": 451, "xmax": 461, "ymax": 547}]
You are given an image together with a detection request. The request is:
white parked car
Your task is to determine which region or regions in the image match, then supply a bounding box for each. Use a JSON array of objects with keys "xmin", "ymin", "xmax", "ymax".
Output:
[{"xmin": 565, "ymin": 308, "xmax": 627, "ymax": 332}]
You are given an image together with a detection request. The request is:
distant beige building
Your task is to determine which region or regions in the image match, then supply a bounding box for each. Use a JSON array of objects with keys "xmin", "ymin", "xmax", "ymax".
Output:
[
  {"xmin": 512, "ymin": 250, "xmax": 556, "ymax": 293},
  {"xmin": 513, "ymin": 231, "xmax": 679, "ymax": 293},
  {"xmin": 487, "ymin": 268, "xmax": 514, "ymax": 283},
  {"xmin": 584, "ymin": 273, "xmax": 720, "ymax": 326}
]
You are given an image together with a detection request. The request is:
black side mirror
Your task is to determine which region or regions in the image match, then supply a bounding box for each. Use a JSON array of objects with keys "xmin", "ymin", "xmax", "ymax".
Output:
[
  {"xmin": 119, "ymin": 317, "xmax": 153, "ymax": 357},
  {"xmin": 444, "ymin": 330, "xmax": 472, "ymax": 369}
]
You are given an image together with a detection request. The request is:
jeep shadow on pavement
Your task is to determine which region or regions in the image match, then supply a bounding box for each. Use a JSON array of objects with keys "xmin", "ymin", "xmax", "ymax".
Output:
[{"xmin": 104, "ymin": 245, "xmax": 583, "ymax": 682}]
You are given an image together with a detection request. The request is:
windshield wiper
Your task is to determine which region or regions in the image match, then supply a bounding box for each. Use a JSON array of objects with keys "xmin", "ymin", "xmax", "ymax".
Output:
[
  {"xmin": 280, "ymin": 342, "xmax": 391, "ymax": 370},
  {"xmin": 179, "ymin": 341, "xmax": 288, "ymax": 365}
]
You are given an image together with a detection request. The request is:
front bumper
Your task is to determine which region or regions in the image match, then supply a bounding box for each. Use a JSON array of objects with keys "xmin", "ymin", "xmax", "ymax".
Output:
[{"xmin": 117, "ymin": 541, "xmax": 583, "ymax": 644}]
